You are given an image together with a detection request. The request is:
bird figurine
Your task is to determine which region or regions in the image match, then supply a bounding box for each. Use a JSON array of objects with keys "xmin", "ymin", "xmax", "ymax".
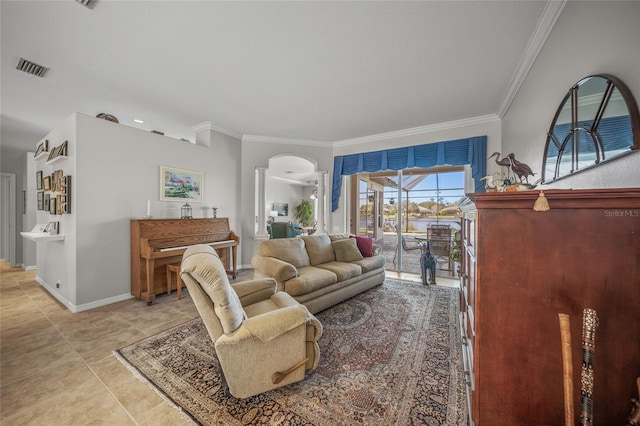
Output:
[
  {"xmin": 480, "ymin": 174, "xmax": 506, "ymax": 192},
  {"xmin": 507, "ymin": 153, "xmax": 536, "ymax": 183},
  {"xmin": 488, "ymin": 152, "xmax": 512, "ymax": 180}
]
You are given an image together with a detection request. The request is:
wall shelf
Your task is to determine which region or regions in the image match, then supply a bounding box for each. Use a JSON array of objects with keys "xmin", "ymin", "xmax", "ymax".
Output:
[
  {"xmin": 20, "ymin": 232, "xmax": 65, "ymax": 242},
  {"xmin": 34, "ymin": 151, "xmax": 49, "ymax": 161},
  {"xmin": 46, "ymin": 155, "xmax": 69, "ymax": 165}
]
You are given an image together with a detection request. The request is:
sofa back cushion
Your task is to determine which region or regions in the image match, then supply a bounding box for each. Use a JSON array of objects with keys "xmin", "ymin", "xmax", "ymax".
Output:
[
  {"xmin": 332, "ymin": 238, "xmax": 364, "ymax": 262},
  {"xmin": 257, "ymin": 238, "xmax": 310, "ymax": 268},
  {"xmin": 300, "ymin": 235, "xmax": 335, "ymax": 266}
]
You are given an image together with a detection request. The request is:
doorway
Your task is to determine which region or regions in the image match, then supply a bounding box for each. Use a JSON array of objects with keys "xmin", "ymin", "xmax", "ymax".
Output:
[
  {"xmin": 350, "ymin": 166, "xmax": 464, "ymax": 281},
  {"xmin": 1, "ymin": 173, "xmax": 17, "ymax": 267}
]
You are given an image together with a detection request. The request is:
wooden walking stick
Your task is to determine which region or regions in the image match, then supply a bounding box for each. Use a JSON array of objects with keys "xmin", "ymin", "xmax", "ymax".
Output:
[
  {"xmin": 580, "ymin": 308, "xmax": 599, "ymax": 426},
  {"xmin": 558, "ymin": 313, "xmax": 574, "ymax": 426}
]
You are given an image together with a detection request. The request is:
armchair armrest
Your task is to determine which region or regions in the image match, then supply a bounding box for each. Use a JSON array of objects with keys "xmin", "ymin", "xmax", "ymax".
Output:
[
  {"xmin": 231, "ymin": 278, "xmax": 277, "ymax": 307},
  {"xmin": 216, "ymin": 304, "xmax": 310, "ymax": 344},
  {"xmin": 251, "ymin": 255, "xmax": 297, "ymax": 285}
]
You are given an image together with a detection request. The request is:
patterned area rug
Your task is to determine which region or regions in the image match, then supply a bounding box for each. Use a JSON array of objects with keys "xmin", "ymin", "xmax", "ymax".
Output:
[{"xmin": 115, "ymin": 279, "xmax": 466, "ymax": 425}]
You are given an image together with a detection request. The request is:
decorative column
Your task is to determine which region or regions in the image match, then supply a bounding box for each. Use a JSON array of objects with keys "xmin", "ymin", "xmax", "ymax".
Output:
[
  {"xmin": 316, "ymin": 171, "xmax": 327, "ymax": 234},
  {"xmin": 256, "ymin": 167, "xmax": 269, "ymax": 237}
]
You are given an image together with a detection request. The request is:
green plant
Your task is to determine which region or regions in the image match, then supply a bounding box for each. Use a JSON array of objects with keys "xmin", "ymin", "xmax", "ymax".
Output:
[
  {"xmin": 295, "ymin": 199, "xmax": 313, "ymax": 226},
  {"xmin": 449, "ymin": 230, "xmax": 461, "ymax": 264}
]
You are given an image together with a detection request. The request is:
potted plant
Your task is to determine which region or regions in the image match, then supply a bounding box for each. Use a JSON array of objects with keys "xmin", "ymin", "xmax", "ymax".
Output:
[{"xmin": 295, "ymin": 199, "xmax": 313, "ymax": 227}]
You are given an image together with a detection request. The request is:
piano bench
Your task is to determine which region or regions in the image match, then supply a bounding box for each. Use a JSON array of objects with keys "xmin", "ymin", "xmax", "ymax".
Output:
[{"xmin": 166, "ymin": 264, "xmax": 184, "ymax": 300}]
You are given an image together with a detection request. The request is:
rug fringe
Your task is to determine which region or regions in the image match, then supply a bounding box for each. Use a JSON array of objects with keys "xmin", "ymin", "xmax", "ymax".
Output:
[{"xmin": 112, "ymin": 350, "xmax": 198, "ymax": 425}]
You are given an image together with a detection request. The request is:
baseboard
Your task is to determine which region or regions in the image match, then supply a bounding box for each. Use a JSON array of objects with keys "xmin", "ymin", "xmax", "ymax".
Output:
[
  {"xmin": 35, "ymin": 276, "xmax": 134, "ymax": 313},
  {"xmin": 22, "ymin": 264, "xmax": 37, "ymax": 271}
]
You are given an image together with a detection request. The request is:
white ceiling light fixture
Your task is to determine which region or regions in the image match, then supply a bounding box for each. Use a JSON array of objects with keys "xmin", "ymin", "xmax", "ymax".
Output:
[
  {"xmin": 133, "ymin": 119, "xmax": 144, "ymax": 124},
  {"xmin": 16, "ymin": 58, "xmax": 48, "ymax": 77}
]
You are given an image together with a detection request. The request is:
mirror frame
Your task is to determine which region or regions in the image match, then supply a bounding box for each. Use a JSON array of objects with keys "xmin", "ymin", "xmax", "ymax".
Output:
[{"xmin": 541, "ymin": 74, "xmax": 640, "ymax": 183}]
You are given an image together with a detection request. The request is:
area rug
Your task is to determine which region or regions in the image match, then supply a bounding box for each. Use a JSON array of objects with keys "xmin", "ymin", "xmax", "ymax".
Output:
[{"xmin": 115, "ymin": 279, "xmax": 466, "ymax": 425}]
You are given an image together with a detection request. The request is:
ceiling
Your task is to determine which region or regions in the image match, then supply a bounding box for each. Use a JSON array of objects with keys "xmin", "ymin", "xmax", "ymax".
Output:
[{"xmin": 1, "ymin": 1, "xmax": 560, "ymax": 148}]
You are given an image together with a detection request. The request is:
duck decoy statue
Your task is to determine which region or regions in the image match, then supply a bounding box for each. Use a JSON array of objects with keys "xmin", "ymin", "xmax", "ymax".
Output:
[{"xmin": 507, "ymin": 153, "xmax": 536, "ymax": 183}]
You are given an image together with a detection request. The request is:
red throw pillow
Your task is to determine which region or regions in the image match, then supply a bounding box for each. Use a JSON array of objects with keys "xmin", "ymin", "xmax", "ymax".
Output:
[{"xmin": 350, "ymin": 235, "xmax": 374, "ymax": 257}]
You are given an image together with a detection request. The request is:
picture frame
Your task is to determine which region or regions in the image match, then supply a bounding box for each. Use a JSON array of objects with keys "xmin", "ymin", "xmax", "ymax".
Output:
[
  {"xmin": 43, "ymin": 176, "xmax": 51, "ymax": 191},
  {"xmin": 160, "ymin": 166, "xmax": 203, "ymax": 202},
  {"xmin": 49, "ymin": 197, "xmax": 56, "ymax": 214},
  {"xmin": 36, "ymin": 171, "xmax": 43, "ymax": 190},
  {"xmin": 37, "ymin": 191, "xmax": 44, "ymax": 210},
  {"xmin": 273, "ymin": 203, "xmax": 289, "ymax": 217},
  {"xmin": 34, "ymin": 139, "xmax": 48, "ymax": 158},
  {"xmin": 44, "ymin": 193, "xmax": 50, "ymax": 211}
]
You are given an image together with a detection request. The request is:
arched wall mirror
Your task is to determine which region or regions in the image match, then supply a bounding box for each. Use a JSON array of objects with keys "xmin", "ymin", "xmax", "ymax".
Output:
[{"xmin": 542, "ymin": 74, "xmax": 640, "ymax": 183}]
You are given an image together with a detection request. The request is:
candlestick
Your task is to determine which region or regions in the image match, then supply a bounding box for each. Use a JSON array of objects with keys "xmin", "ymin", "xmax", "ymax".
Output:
[{"xmin": 144, "ymin": 200, "xmax": 152, "ymax": 219}]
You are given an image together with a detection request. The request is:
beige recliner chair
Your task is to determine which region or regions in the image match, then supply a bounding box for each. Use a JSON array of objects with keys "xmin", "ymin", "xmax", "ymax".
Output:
[{"xmin": 180, "ymin": 244, "xmax": 322, "ymax": 399}]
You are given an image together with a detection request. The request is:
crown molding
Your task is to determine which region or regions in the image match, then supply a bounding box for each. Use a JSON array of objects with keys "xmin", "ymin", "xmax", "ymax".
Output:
[
  {"xmin": 497, "ymin": 0, "xmax": 566, "ymax": 118},
  {"xmin": 241, "ymin": 134, "xmax": 331, "ymax": 147},
  {"xmin": 333, "ymin": 114, "xmax": 501, "ymax": 148},
  {"xmin": 192, "ymin": 121, "xmax": 242, "ymax": 140}
]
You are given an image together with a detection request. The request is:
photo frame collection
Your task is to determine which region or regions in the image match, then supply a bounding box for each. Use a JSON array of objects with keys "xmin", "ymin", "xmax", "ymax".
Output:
[{"xmin": 36, "ymin": 168, "xmax": 71, "ymax": 215}]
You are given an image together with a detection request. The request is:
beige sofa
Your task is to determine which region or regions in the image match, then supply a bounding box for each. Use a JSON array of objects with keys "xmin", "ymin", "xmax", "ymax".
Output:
[{"xmin": 252, "ymin": 234, "xmax": 385, "ymax": 314}]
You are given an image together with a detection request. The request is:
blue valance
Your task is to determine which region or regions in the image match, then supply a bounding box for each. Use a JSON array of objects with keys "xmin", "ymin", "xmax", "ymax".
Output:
[{"xmin": 331, "ymin": 136, "xmax": 487, "ymax": 211}]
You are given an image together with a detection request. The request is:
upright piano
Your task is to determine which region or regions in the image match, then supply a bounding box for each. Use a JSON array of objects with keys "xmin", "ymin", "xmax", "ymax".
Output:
[{"xmin": 130, "ymin": 218, "xmax": 239, "ymax": 304}]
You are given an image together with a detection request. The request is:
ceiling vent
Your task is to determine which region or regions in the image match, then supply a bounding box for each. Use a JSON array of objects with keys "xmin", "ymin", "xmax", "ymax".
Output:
[
  {"xmin": 75, "ymin": 0, "xmax": 96, "ymax": 8},
  {"xmin": 16, "ymin": 58, "xmax": 48, "ymax": 77}
]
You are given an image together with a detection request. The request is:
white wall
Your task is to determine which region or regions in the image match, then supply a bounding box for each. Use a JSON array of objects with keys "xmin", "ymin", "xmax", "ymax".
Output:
[
  {"xmin": 502, "ymin": 1, "xmax": 640, "ymax": 189},
  {"xmin": 267, "ymin": 179, "xmax": 304, "ymax": 224},
  {"xmin": 33, "ymin": 113, "xmax": 241, "ymax": 311}
]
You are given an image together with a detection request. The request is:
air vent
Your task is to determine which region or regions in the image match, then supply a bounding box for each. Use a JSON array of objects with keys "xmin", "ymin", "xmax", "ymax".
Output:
[
  {"xmin": 16, "ymin": 58, "xmax": 48, "ymax": 77},
  {"xmin": 75, "ymin": 0, "xmax": 96, "ymax": 8}
]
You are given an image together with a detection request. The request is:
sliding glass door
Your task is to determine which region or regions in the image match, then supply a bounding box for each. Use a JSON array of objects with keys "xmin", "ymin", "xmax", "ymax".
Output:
[{"xmin": 351, "ymin": 167, "xmax": 464, "ymax": 279}]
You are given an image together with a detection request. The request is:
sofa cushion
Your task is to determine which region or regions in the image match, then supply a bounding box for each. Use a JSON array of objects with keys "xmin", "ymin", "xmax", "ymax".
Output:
[
  {"xmin": 257, "ymin": 238, "xmax": 310, "ymax": 268},
  {"xmin": 332, "ymin": 238, "xmax": 364, "ymax": 262},
  {"xmin": 350, "ymin": 235, "xmax": 374, "ymax": 257},
  {"xmin": 284, "ymin": 266, "xmax": 337, "ymax": 297},
  {"xmin": 328, "ymin": 233, "xmax": 351, "ymax": 241},
  {"xmin": 300, "ymin": 235, "xmax": 335, "ymax": 266},
  {"xmin": 352, "ymin": 255, "xmax": 385, "ymax": 273},
  {"xmin": 315, "ymin": 261, "xmax": 362, "ymax": 281}
]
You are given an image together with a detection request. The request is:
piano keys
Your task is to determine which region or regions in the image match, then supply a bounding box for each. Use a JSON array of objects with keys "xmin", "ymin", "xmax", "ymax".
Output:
[{"xmin": 130, "ymin": 218, "xmax": 239, "ymax": 304}]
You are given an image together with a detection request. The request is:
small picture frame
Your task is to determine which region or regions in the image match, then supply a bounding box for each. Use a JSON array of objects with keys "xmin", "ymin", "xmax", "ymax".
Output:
[
  {"xmin": 43, "ymin": 176, "xmax": 51, "ymax": 191},
  {"xmin": 49, "ymin": 197, "xmax": 56, "ymax": 214},
  {"xmin": 36, "ymin": 171, "xmax": 43, "ymax": 190},
  {"xmin": 37, "ymin": 191, "xmax": 44, "ymax": 210},
  {"xmin": 273, "ymin": 203, "xmax": 289, "ymax": 216},
  {"xmin": 44, "ymin": 193, "xmax": 50, "ymax": 211}
]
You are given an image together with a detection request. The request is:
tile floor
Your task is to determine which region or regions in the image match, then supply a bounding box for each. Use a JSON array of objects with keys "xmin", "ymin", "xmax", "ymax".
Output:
[{"xmin": 0, "ymin": 261, "xmax": 457, "ymax": 425}]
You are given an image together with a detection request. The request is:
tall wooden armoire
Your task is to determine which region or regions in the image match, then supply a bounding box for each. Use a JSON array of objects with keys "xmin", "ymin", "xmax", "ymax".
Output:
[{"xmin": 458, "ymin": 188, "xmax": 640, "ymax": 425}]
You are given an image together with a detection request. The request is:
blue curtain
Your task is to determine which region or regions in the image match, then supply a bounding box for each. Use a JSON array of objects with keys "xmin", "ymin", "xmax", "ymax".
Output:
[{"xmin": 331, "ymin": 136, "xmax": 486, "ymax": 211}]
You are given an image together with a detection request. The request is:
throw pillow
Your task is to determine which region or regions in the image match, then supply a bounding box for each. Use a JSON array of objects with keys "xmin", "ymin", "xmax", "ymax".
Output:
[
  {"xmin": 333, "ymin": 238, "xmax": 364, "ymax": 262},
  {"xmin": 350, "ymin": 235, "xmax": 374, "ymax": 257}
]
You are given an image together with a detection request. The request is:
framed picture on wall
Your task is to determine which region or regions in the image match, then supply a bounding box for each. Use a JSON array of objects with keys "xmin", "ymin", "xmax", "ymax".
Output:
[
  {"xmin": 36, "ymin": 171, "xmax": 43, "ymax": 190},
  {"xmin": 273, "ymin": 203, "xmax": 289, "ymax": 216},
  {"xmin": 37, "ymin": 191, "xmax": 44, "ymax": 210},
  {"xmin": 160, "ymin": 166, "xmax": 203, "ymax": 202},
  {"xmin": 44, "ymin": 193, "xmax": 50, "ymax": 211},
  {"xmin": 43, "ymin": 176, "xmax": 51, "ymax": 191}
]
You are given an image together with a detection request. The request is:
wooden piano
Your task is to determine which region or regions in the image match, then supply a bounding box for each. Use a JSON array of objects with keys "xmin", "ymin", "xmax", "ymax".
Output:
[{"xmin": 130, "ymin": 218, "xmax": 239, "ymax": 304}]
